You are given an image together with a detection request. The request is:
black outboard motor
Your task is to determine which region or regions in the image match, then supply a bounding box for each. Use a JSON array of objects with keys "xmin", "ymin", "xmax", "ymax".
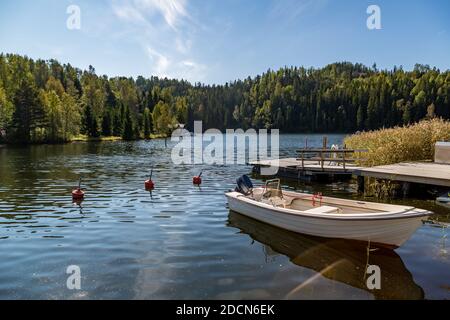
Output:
[{"xmin": 235, "ymin": 175, "xmax": 254, "ymax": 195}]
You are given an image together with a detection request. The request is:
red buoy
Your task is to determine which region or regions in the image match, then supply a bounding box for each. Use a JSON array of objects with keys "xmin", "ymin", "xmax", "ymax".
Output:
[
  {"xmin": 145, "ymin": 169, "xmax": 155, "ymax": 190},
  {"xmin": 145, "ymin": 179, "xmax": 154, "ymax": 190},
  {"xmin": 72, "ymin": 178, "xmax": 85, "ymax": 201},
  {"xmin": 193, "ymin": 171, "xmax": 203, "ymax": 185},
  {"xmin": 72, "ymin": 188, "xmax": 85, "ymax": 200}
]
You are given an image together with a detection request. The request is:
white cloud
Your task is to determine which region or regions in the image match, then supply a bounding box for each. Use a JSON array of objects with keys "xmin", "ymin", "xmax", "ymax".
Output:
[
  {"xmin": 112, "ymin": 4, "xmax": 146, "ymax": 23},
  {"xmin": 113, "ymin": 0, "xmax": 188, "ymax": 30},
  {"xmin": 179, "ymin": 60, "xmax": 207, "ymax": 81},
  {"xmin": 145, "ymin": 46, "xmax": 206, "ymax": 81},
  {"xmin": 146, "ymin": 47, "xmax": 170, "ymax": 77},
  {"xmin": 270, "ymin": 0, "xmax": 328, "ymax": 22},
  {"xmin": 135, "ymin": 0, "xmax": 189, "ymax": 30},
  {"xmin": 111, "ymin": 0, "xmax": 207, "ymax": 82},
  {"xmin": 175, "ymin": 38, "xmax": 192, "ymax": 54}
]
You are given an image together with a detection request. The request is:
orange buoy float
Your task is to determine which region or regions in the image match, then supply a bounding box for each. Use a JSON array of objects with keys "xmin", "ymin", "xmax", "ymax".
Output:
[
  {"xmin": 72, "ymin": 178, "xmax": 85, "ymax": 201},
  {"xmin": 72, "ymin": 188, "xmax": 85, "ymax": 200},
  {"xmin": 145, "ymin": 180, "xmax": 154, "ymax": 190},
  {"xmin": 145, "ymin": 169, "xmax": 155, "ymax": 190},
  {"xmin": 193, "ymin": 171, "xmax": 203, "ymax": 185}
]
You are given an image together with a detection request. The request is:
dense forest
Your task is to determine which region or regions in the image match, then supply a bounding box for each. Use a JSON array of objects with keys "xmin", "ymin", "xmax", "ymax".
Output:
[{"xmin": 0, "ymin": 53, "xmax": 449, "ymax": 144}]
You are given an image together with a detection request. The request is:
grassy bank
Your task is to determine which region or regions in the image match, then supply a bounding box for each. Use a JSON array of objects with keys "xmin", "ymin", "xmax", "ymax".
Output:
[
  {"xmin": 72, "ymin": 135, "xmax": 122, "ymax": 142},
  {"xmin": 345, "ymin": 118, "xmax": 450, "ymax": 167},
  {"xmin": 71, "ymin": 134, "xmax": 166, "ymax": 142}
]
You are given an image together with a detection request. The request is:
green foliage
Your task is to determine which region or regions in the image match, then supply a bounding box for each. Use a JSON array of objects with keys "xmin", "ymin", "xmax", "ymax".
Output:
[
  {"xmin": 101, "ymin": 110, "xmax": 112, "ymax": 137},
  {"xmin": 112, "ymin": 109, "xmax": 123, "ymax": 137},
  {"xmin": 83, "ymin": 104, "xmax": 99, "ymax": 138},
  {"xmin": 122, "ymin": 105, "xmax": 135, "ymax": 140},
  {"xmin": 10, "ymin": 73, "xmax": 43, "ymax": 143},
  {"xmin": 152, "ymin": 100, "xmax": 178, "ymax": 136},
  {"xmin": 60, "ymin": 92, "xmax": 81, "ymax": 139},
  {"xmin": 0, "ymin": 86, "xmax": 13, "ymax": 130},
  {"xmin": 0, "ymin": 54, "xmax": 449, "ymax": 144},
  {"xmin": 143, "ymin": 107, "xmax": 152, "ymax": 139},
  {"xmin": 41, "ymin": 90, "xmax": 64, "ymax": 142}
]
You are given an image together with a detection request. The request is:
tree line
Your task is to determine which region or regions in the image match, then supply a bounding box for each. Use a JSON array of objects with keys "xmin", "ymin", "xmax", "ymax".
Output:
[{"xmin": 0, "ymin": 53, "xmax": 448, "ymax": 144}]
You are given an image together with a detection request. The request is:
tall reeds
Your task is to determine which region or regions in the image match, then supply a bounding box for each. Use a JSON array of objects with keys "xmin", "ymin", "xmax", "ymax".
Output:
[{"xmin": 345, "ymin": 118, "xmax": 450, "ymax": 167}]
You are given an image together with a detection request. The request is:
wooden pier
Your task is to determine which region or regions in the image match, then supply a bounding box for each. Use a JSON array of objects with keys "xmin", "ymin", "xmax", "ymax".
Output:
[
  {"xmin": 355, "ymin": 162, "xmax": 450, "ymax": 187},
  {"xmin": 250, "ymin": 158, "xmax": 364, "ymax": 181},
  {"xmin": 250, "ymin": 158, "xmax": 450, "ymax": 193},
  {"xmin": 250, "ymin": 137, "xmax": 450, "ymax": 195},
  {"xmin": 250, "ymin": 145, "xmax": 368, "ymax": 182}
]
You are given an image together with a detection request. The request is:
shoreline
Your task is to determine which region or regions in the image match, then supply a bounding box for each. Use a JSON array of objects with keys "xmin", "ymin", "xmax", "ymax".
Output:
[
  {"xmin": 0, "ymin": 134, "xmax": 168, "ymax": 146},
  {"xmin": 1, "ymin": 132, "xmax": 354, "ymax": 146}
]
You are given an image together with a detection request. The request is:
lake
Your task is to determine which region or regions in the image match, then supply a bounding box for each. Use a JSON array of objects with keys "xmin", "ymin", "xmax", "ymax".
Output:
[{"xmin": 0, "ymin": 134, "xmax": 449, "ymax": 299}]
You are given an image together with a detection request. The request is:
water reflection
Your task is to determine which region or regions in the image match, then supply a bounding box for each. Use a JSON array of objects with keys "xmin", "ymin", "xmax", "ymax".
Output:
[
  {"xmin": 228, "ymin": 211, "xmax": 424, "ymax": 299},
  {"xmin": 0, "ymin": 135, "xmax": 447, "ymax": 299}
]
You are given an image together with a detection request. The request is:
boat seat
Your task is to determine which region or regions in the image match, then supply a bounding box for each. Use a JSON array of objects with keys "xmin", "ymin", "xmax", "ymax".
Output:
[
  {"xmin": 304, "ymin": 206, "xmax": 341, "ymax": 214},
  {"xmin": 262, "ymin": 196, "xmax": 288, "ymax": 208}
]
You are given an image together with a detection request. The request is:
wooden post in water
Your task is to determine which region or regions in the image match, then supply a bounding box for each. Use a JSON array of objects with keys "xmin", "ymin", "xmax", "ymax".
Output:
[
  {"xmin": 322, "ymin": 136, "xmax": 328, "ymax": 170},
  {"xmin": 343, "ymin": 151, "xmax": 346, "ymax": 170},
  {"xmin": 402, "ymin": 182, "xmax": 411, "ymax": 197},
  {"xmin": 357, "ymin": 176, "xmax": 365, "ymax": 193}
]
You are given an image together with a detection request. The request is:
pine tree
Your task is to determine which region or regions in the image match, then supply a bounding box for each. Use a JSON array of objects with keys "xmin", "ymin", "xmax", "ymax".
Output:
[
  {"xmin": 112, "ymin": 109, "xmax": 123, "ymax": 136},
  {"xmin": 143, "ymin": 107, "xmax": 152, "ymax": 139},
  {"xmin": 101, "ymin": 110, "xmax": 112, "ymax": 136},
  {"xmin": 0, "ymin": 86, "xmax": 13, "ymax": 133},
  {"xmin": 356, "ymin": 105, "xmax": 365, "ymax": 130},
  {"xmin": 83, "ymin": 104, "xmax": 99, "ymax": 137},
  {"xmin": 10, "ymin": 74, "xmax": 41, "ymax": 143},
  {"xmin": 122, "ymin": 105, "xmax": 135, "ymax": 140}
]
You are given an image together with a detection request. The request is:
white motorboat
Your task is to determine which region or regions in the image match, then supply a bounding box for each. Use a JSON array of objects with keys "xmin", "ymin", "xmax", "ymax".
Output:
[{"xmin": 226, "ymin": 176, "xmax": 432, "ymax": 248}]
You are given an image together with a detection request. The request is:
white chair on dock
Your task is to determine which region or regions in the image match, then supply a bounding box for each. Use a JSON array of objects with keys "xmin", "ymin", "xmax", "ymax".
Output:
[{"xmin": 329, "ymin": 144, "xmax": 339, "ymax": 166}]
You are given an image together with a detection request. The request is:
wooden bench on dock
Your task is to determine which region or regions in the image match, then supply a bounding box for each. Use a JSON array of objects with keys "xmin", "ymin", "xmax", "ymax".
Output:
[
  {"xmin": 297, "ymin": 148, "xmax": 368, "ymax": 171},
  {"xmin": 250, "ymin": 137, "xmax": 368, "ymax": 181}
]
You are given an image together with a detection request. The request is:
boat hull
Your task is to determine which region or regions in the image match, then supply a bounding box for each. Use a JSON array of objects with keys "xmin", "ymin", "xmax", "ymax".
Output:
[{"xmin": 226, "ymin": 192, "xmax": 429, "ymax": 248}]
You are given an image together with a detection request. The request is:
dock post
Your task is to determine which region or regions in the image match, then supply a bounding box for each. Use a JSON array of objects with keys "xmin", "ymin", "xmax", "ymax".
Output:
[
  {"xmin": 357, "ymin": 176, "xmax": 365, "ymax": 193},
  {"xmin": 322, "ymin": 136, "xmax": 328, "ymax": 149},
  {"xmin": 402, "ymin": 182, "xmax": 411, "ymax": 197}
]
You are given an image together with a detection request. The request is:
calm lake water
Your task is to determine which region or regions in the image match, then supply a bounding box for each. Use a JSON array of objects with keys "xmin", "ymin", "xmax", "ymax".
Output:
[{"xmin": 0, "ymin": 134, "xmax": 449, "ymax": 300}]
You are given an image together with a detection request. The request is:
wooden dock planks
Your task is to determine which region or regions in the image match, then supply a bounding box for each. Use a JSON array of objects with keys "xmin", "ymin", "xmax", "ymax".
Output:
[
  {"xmin": 355, "ymin": 162, "xmax": 450, "ymax": 187},
  {"xmin": 250, "ymin": 158, "xmax": 450, "ymax": 187},
  {"xmin": 249, "ymin": 158, "xmax": 363, "ymax": 181}
]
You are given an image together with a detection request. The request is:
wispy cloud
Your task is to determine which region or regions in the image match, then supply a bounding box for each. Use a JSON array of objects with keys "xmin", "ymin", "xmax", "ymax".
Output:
[
  {"xmin": 111, "ymin": 0, "xmax": 206, "ymax": 82},
  {"xmin": 112, "ymin": 3, "xmax": 146, "ymax": 23},
  {"xmin": 146, "ymin": 47, "xmax": 170, "ymax": 77},
  {"xmin": 135, "ymin": 0, "xmax": 189, "ymax": 30},
  {"xmin": 269, "ymin": 0, "xmax": 328, "ymax": 22},
  {"xmin": 145, "ymin": 46, "xmax": 206, "ymax": 81},
  {"xmin": 113, "ymin": 0, "xmax": 189, "ymax": 30}
]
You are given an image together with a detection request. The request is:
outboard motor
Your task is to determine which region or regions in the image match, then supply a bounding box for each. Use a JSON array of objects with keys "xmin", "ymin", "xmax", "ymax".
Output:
[{"xmin": 235, "ymin": 175, "xmax": 254, "ymax": 195}]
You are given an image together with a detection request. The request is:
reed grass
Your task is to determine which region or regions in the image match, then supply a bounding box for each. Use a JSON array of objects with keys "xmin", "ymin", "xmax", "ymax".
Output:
[
  {"xmin": 72, "ymin": 135, "xmax": 123, "ymax": 142},
  {"xmin": 71, "ymin": 134, "xmax": 166, "ymax": 142},
  {"xmin": 345, "ymin": 118, "xmax": 450, "ymax": 167}
]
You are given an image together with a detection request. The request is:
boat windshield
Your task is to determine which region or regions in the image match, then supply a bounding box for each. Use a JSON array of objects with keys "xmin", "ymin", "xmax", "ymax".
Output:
[{"xmin": 263, "ymin": 179, "xmax": 283, "ymax": 199}]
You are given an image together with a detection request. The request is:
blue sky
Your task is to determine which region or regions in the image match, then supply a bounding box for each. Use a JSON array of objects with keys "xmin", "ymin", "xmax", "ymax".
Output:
[{"xmin": 0, "ymin": 0, "xmax": 449, "ymax": 84}]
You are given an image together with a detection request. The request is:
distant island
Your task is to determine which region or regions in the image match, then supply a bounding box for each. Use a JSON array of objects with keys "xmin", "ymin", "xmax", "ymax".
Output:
[{"xmin": 0, "ymin": 53, "xmax": 448, "ymax": 144}]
